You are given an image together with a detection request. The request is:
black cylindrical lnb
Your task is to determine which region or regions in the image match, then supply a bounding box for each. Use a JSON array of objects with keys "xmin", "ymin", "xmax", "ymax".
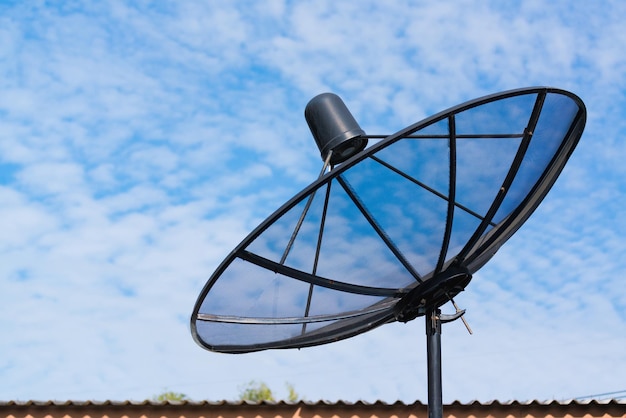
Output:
[{"xmin": 305, "ymin": 93, "xmax": 367, "ymax": 165}]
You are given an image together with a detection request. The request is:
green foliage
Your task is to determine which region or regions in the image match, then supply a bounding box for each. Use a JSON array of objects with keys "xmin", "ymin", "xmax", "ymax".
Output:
[
  {"xmin": 239, "ymin": 380, "xmax": 275, "ymax": 402},
  {"xmin": 286, "ymin": 382, "xmax": 299, "ymax": 402},
  {"xmin": 152, "ymin": 390, "xmax": 188, "ymax": 402},
  {"xmin": 238, "ymin": 381, "xmax": 300, "ymax": 403}
]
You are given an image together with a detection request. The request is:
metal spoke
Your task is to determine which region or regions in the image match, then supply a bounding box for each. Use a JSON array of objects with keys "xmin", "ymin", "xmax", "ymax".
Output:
[
  {"xmin": 370, "ymin": 155, "xmax": 496, "ymax": 227},
  {"xmin": 435, "ymin": 115, "xmax": 457, "ymax": 274},
  {"xmin": 302, "ymin": 180, "xmax": 332, "ymax": 334},
  {"xmin": 337, "ymin": 175, "xmax": 424, "ymax": 284},
  {"xmin": 456, "ymin": 91, "xmax": 547, "ymax": 263},
  {"xmin": 279, "ymin": 150, "xmax": 333, "ymax": 265}
]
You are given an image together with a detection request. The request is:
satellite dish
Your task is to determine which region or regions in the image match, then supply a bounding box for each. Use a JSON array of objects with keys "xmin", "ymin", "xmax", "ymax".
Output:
[{"xmin": 190, "ymin": 87, "xmax": 585, "ymax": 415}]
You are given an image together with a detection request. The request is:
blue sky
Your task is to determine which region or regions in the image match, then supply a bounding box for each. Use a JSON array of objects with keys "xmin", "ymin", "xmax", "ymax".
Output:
[{"xmin": 1, "ymin": 0, "xmax": 626, "ymax": 403}]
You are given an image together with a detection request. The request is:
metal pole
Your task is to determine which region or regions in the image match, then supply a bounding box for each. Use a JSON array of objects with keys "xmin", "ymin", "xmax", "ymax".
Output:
[{"xmin": 426, "ymin": 308, "xmax": 443, "ymax": 418}]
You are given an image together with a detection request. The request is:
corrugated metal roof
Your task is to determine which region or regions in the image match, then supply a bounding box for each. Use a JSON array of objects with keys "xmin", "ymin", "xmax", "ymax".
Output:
[{"xmin": 1, "ymin": 399, "xmax": 625, "ymax": 406}]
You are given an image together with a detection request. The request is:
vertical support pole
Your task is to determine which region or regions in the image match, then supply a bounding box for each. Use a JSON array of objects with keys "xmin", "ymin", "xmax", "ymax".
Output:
[{"xmin": 426, "ymin": 308, "xmax": 443, "ymax": 418}]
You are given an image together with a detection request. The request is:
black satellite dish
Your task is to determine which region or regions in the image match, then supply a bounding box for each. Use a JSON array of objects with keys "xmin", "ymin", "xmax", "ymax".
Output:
[{"xmin": 190, "ymin": 87, "xmax": 586, "ymax": 417}]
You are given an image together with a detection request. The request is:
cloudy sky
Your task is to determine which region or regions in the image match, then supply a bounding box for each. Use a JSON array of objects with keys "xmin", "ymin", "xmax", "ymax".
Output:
[{"xmin": 1, "ymin": 0, "xmax": 626, "ymax": 404}]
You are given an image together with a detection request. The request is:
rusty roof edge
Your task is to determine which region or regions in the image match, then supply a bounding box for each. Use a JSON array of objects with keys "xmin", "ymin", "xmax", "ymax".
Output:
[{"xmin": 1, "ymin": 399, "xmax": 625, "ymax": 407}]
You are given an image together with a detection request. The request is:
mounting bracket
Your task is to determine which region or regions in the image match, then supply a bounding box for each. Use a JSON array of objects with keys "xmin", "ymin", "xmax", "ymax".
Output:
[{"xmin": 438, "ymin": 309, "xmax": 466, "ymax": 323}]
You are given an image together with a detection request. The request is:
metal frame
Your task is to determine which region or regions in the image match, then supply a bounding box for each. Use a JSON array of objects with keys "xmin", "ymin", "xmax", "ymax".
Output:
[{"xmin": 191, "ymin": 87, "xmax": 586, "ymax": 355}]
